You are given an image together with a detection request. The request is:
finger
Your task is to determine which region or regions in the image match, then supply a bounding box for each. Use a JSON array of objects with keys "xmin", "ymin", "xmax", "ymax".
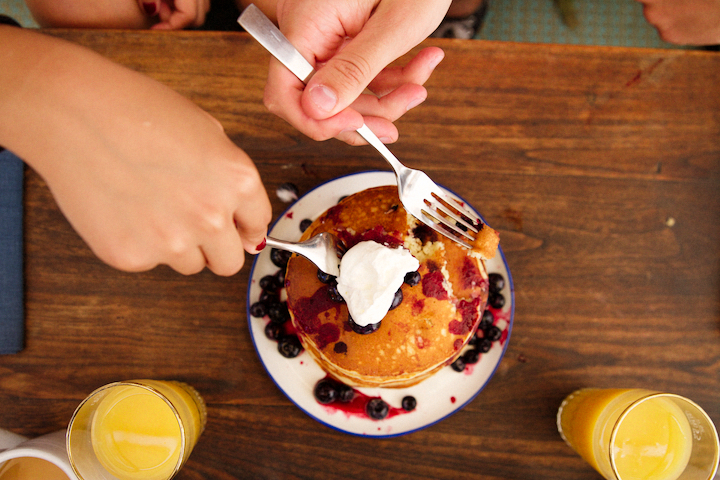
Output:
[
  {"xmin": 152, "ymin": 0, "xmax": 206, "ymax": 29},
  {"xmin": 366, "ymin": 47, "xmax": 445, "ymax": 97},
  {"xmin": 200, "ymin": 227, "xmax": 247, "ymax": 276},
  {"xmin": 92, "ymin": 242, "xmax": 159, "ymax": 274},
  {"xmin": 138, "ymin": 0, "xmax": 160, "ymax": 17},
  {"xmin": 298, "ymin": 3, "xmax": 449, "ymax": 120},
  {"xmin": 231, "ymin": 172, "xmax": 273, "ymax": 255},
  {"xmin": 160, "ymin": 234, "xmax": 208, "ymax": 275},
  {"xmin": 264, "ymin": 58, "xmax": 364, "ymax": 141},
  {"xmin": 350, "ymin": 84, "xmax": 427, "ymax": 123},
  {"xmin": 335, "ymin": 116, "xmax": 399, "ymax": 146}
]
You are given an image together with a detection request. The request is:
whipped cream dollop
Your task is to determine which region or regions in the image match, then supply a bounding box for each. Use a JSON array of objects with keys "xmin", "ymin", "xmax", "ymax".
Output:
[{"xmin": 337, "ymin": 241, "xmax": 420, "ymax": 327}]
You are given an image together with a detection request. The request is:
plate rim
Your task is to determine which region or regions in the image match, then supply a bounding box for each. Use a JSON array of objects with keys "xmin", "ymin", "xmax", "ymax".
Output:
[{"xmin": 246, "ymin": 170, "xmax": 514, "ymax": 437}]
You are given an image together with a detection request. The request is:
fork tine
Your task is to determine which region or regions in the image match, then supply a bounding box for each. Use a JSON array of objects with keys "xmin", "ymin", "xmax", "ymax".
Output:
[
  {"xmin": 419, "ymin": 209, "xmax": 474, "ymax": 249},
  {"xmin": 423, "ymin": 199, "xmax": 476, "ymax": 239},
  {"xmin": 426, "ymin": 194, "xmax": 479, "ymax": 233},
  {"xmin": 432, "ymin": 189, "xmax": 483, "ymax": 230}
]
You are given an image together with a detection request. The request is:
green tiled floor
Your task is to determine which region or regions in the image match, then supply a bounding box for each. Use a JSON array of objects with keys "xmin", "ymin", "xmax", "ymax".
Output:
[
  {"xmin": 479, "ymin": 0, "xmax": 684, "ymax": 48},
  {"xmin": 0, "ymin": 0, "xmax": 36, "ymax": 27},
  {"xmin": 0, "ymin": 0, "xmax": 686, "ymax": 49}
]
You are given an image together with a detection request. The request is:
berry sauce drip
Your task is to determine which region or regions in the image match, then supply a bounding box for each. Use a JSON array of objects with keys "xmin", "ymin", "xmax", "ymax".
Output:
[
  {"xmin": 422, "ymin": 270, "xmax": 449, "ymax": 300},
  {"xmin": 313, "ymin": 377, "xmax": 410, "ymax": 421},
  {"xmin": 336, "ymin": 225, "xmax": 403, "ymax": 251},
  {"xmin": 290, "ymin": 285, "xmax": 343, "ymax": 337},
  {"xmin": 449, "ymin": 272, "xmax": 509, "ymax": 373}
]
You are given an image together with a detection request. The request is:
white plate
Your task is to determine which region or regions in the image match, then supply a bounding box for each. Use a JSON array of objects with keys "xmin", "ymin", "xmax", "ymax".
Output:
[{"xmin": 247, "ymin": 171, "xmax": 514, "ymax": 437}]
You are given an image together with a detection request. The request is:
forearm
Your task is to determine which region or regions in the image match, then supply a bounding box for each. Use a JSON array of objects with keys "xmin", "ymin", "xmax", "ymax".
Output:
[
  {"xmin": 0, "ymin": 26, "xmax": 271, "ymax": 275},
  {"xmin": 0, "ymin": 27, "xmax": 156, "ymax": 180},
  {"xmin": 0, "ymin": 26, "xmax": 74, "ymax": 170},
  {"xmin": 24, "ymin": 0, "xmax": 151, "ymax": 28}
]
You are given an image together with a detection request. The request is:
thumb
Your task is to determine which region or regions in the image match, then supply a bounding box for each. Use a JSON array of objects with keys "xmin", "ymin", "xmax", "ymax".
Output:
[
  {"xmin": 301, "ymin": 36, "xmax": 392, "ymax": 120},
  {"xmin": 299, "ymin": 1, "xmax": 448, "ymax": 121}
]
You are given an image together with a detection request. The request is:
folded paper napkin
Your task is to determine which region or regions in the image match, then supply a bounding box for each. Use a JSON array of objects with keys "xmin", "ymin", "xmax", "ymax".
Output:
[{"xmin": 0, "ymin": 148, "xmax": 24, "ymax": 354}]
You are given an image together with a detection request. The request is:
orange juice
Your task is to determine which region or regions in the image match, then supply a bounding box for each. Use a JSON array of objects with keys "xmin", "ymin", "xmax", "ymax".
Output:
[
  {"xmin": 612, "ymin": 396, "xmax": 692, "ymax": 480},
  {"xmin": 69, "ymin": 380, "xmax": 206, "ymax": 480},
  {"xmin": 557, "ymin": 388, "xmax": 719, "ymax": 480},
  {"xmin": 0, "ymin": 457, "xmax": 70, "ymax": 480}
]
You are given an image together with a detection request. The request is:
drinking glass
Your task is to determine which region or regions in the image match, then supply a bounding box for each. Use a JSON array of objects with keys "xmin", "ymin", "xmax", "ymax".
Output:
[
  {"xmin": 557, "ymin": 388, "xmax": 719, "ymax": 480},
  {"xmin": 67, "ymin": 380, "xmax": 206, "ymax": 480}
]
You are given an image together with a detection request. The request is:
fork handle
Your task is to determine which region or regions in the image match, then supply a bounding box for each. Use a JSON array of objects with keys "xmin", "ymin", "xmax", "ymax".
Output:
[{"xmin": 238, "ymin": 5, "xmax": 406, "ymax": 176}]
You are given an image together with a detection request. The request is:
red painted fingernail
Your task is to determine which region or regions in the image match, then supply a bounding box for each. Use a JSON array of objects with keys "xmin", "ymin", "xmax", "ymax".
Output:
[
  {"xmin": 143, "ymin": 2, "xmax": 157, "ymax": 15},
  {"xmin": 255, "ymin": 239, "xmax": 267, "ymax": 251}
]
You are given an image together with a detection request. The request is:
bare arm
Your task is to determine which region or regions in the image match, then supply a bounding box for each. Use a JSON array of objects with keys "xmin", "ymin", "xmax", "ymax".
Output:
[{"xmin": 0, "ymin": 26, "xmax": 271, "ymax": 275}]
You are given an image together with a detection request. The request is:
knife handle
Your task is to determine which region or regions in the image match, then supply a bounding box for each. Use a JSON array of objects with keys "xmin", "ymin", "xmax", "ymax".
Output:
[{"xmin": 238, "ymin": 4, "xmax": 315, "ymax": 84}]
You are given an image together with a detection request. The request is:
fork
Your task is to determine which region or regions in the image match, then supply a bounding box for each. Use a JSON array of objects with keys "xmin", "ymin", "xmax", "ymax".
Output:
[
  {"xmin": 239, "ymin": 4, "xmax": 485, "ymax": 249},
  {"xmin": 265, "ymin": 233, "xmax": 343, "ymax": 277}
]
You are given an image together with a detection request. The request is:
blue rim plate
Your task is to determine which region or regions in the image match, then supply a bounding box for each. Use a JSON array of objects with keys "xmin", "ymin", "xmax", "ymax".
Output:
[{"xmin": 247, "ymin": 171, "xmax": 514, "ymax": 437}]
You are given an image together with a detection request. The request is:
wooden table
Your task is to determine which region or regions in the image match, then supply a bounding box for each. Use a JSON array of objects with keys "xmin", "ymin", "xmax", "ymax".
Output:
[{"xmin": 2, "ymin": 30, "xmax": 719, "ymax": 479}]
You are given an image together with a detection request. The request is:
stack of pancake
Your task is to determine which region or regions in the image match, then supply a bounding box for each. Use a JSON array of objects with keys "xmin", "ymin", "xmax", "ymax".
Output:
[{"xmin": 285, "ymin": 186, "xmax": 498, "ymax": 388}]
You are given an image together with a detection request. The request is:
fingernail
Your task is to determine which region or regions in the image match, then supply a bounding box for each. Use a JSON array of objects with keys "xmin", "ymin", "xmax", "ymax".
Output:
[
  {"xmin": 255, "ymin": 238, "xmax": 266, "ymax": 251},
  {"xmin": 143, "ymin": 2, "xmax": 157, "ymax": 15},
  {"xmin": 309, "ymin": 85, "xmax": 338, "ymax": 113},
  {"xmin": 428, "ymin": 50, "xmax": 445, "ymax": 70},
  {"xmin": 406, "ymin": 97, "xmax": 425, "ymax": 111},
  {"xmin": 378, "ymin": 136, "xmax": 393, "ymax": 143}
]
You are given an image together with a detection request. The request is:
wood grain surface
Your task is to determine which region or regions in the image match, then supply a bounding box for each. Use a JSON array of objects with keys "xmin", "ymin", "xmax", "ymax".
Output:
[{"xmin": 2, "ymin": 30, "xmax": 719, "ymax": 479}]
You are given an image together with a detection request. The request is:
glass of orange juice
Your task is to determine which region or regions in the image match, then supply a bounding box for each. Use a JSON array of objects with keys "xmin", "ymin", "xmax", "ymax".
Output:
[
  {"xmin": 557, "ymin": 388, "xmax": 719, "ymax": 480},
  {"xmin": 66, "ymin": 380, "xmax": 206, "ymax": 480}
]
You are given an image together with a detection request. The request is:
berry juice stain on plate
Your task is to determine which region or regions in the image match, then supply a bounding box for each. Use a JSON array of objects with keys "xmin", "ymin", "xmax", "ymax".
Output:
[{"xmin": 247, "ymin": 171, "xmax": 514, "ymax": 437}]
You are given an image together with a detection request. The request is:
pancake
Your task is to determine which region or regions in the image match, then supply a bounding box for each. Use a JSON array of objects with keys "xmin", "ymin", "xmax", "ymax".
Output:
[{"xmin": 285, "ymin": 186, "xmax": 498, "ymax": 388}]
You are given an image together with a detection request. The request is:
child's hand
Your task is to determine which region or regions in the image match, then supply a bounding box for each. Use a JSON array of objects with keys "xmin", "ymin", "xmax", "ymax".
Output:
[{"xmin": 141, "ymin": 0, "xmax": 211, "ymax": 30}]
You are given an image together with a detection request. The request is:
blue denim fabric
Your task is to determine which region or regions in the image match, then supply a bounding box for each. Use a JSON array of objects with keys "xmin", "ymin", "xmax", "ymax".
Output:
[{"xmin": 0, "ymin": 149, "xmax": 24, "ymax": 354}]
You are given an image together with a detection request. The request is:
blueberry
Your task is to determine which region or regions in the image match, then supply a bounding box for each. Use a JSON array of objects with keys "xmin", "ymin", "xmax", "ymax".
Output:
[
  {"xmin": 259, "ymin": 289, "xmax": 279, "ymax": 304},
  {"xmin": 366, "ymin": 398, "xmax": 389, "ymax": 420},
  {"xmin": 401, "ymin": 396, "xmax": 417, "ymax": 412},
  {"xmin": 455, "ymin": 221, "xmax": 469, "ymax": 232},
  {"xmin": 267, "ymin": 301, "xmax": 290, "ymax": 324},
  {"xmin": 479, "ymin": 309, "xmax": 494, "ymax": 330},
  {"xmin": 314, "ymin": 378, "xmax": 338, "ymax": 404},
  {"xmin": 451, "ymin": 356, "xmax": 466, "ymax": 372},
  {"xmin": 404, "ymin": 271, "xmax": 421, "ymax": 287},
  {"xmin": 264, "ymin": 322, "xmax": 283, "ymax": 341},
  {"xmin": 274, "ymin": 268, "xmax": 286, "ymax": 286},
  {"xmin": 349, "ymin": 316, "xmax": 381, "ymax": 335},
  {"xmin": 299, "ymin": 219, "xmax": 313, "ymax": 232},
  {"xmin": 317, "ymin": 269, "xmax": 335, "ymax": 284},
  {"xmin": 485, "ymin": 325, "xmax": 502, "ymax": 342},
  {"xmin": 270, "ymin": 248, "xmax": 292, "ymax": 268},
  {"xmin": 249, "ymin": 301, "xmax": 267, "ymax": 318},
  {"xmin": 328, "ymin": 283, "xmax": 345, "ymax": 303},
  {"xmin": 259, "ymin": 274, "xmax": 282, "ymax": 293},
  {"xmin": 337, "ymin": 383, "xmax": 355, "ymax": 403},
  {"xmin": 477, "ymin": 338, "xmax": 492, "ymax": 353},
  {"xmin": 462, "ymin": 349, "xmax": 480, "ymax": 365},
  {"xmin": 389, "ymin": 288, "xmax": 403, "ymax": 310},
  {"xmin": 488, "ymin": 292, "xmax": 505, "ymax": 309},
  {"xmin": 488, "ymin": 273, "xmax": 505, "ymax": 293},
  {"xmin": 277, "ymin": 335, "xmax": 302, "ymax": 358}
]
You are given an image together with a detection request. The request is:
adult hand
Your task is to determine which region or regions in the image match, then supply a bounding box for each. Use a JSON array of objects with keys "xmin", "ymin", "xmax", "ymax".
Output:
[
  {"xmin": 0, "ymin": 28, "xmax": 271, "ymax": 276},
  {"xmin": 636, "ymin": 0, "xmax": 720, "ymax": 45},
  {"xmin": 263, "ymin": 0, "xmax": 450, "ymax": 145}
]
